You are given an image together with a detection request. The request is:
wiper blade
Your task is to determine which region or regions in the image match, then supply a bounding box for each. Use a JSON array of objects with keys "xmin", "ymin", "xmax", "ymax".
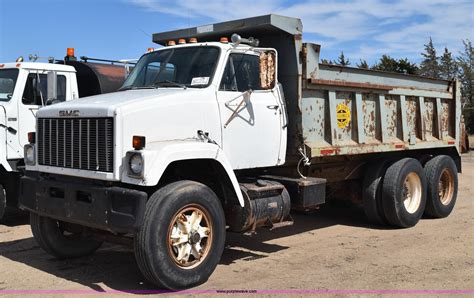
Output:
[
  {"xmin": 118, "ymin": 86, "xmax": 156, "ymax": 91},
  {"xmin": 154, "ymin": 80, "xmax": 187, "ymax": 89}
]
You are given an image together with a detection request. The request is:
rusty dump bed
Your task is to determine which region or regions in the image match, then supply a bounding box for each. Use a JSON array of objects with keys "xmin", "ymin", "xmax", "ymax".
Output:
[
  {"xmin": 301, "ymin": 47, "xmax": 461, "ymax": 158},
  {"xmin": 153, "ymin": 14, "xmax": 461, "ymax": 158}
]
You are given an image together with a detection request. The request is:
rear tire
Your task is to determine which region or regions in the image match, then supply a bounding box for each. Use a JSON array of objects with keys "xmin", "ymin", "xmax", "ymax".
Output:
[
  {"xmin": 362, "ymin": 160, "xmax": 392, "ymax": 225},
  {"xmin": 134, "ymin": 180, "xmax": 226, "ymax": 290},
  {"xmin": 424, "ymin": 155, "xmax": 458, "ymax": 218},
  {"xmin": 382, "ymin": 158, "xmax": 427, "ymax": 228},
  {"xmin": 30, "ymin": 213, "xmax": 102, "ymax": 259}
]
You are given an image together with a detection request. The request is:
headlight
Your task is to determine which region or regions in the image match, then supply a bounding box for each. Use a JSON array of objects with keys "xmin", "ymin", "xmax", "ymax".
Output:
[
  {"xmin": 24, "ymin": 145, "xmax": 35, "ymax": 165},
  {"xmin": 128, "ymin": 153, "xmax": 144, "ymax": 176}
]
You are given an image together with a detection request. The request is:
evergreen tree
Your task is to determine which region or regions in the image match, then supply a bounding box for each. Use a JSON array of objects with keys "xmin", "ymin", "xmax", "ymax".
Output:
[
  {"xmin": 457, "ymin": 40, "xmax": 473, "ymax": 104},
  {"xmin": 457, "ymin": 39, "xmax": 474, "ymax": 132},
  {"xmin": 397, "ymin": 58, "xmax": 419, "ymax": 75},
  {"xmin": 320, "ymin": 59, "xmax": 333, "ymax": 64},
  {"xmin": 372, "ymin": 55, "xmax": 398, "ymax": 72},
  {"xmin": 419, "ymin": 37, "xmax": 440, "ymax": 78},
  {"xmin": 334, "ymin": 51, "xmax": 350, "ymax": 66},
  {"xmin": 357, "ymin": 59, "xmax": 369, "ymax": 69},
  {"xmin": 440, "ymin": 47, "xmax": 458, "ymax": 80},
  {"xmin": 371, "ymin": 55, "xmax": 418, "ymax": 74}
]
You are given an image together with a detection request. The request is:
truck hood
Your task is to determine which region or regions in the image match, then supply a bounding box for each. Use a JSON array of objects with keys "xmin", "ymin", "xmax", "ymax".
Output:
[{"xmin": 36, "ymin": 88, "xmax": 206, "ymax": 118}]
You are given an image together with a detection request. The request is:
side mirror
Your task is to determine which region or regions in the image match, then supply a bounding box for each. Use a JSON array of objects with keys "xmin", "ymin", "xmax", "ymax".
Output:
[
  {"xmin": 259, "ymin": 51, "xmax": 276, "ymax": 90},
  {"xmin": 46, "ymin": 71, "xmax": 57, "ymax": 105}
]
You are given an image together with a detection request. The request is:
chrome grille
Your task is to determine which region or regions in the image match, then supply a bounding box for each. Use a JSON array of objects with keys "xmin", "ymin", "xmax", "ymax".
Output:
[{"xmin": 37, "ymin": 118, "xmax": 114, "ymax": 172}]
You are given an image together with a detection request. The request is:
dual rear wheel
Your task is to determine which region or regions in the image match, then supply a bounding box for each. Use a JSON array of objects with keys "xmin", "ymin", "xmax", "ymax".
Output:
[{"xmin": 363, "ymin": 155, "xmax": 458, "ymax": 228}]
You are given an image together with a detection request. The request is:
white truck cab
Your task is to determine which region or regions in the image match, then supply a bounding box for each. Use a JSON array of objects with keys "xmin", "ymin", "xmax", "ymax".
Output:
[{"xmin": 0, "ymin": 52, "xmax": 127, "ymax": 219}]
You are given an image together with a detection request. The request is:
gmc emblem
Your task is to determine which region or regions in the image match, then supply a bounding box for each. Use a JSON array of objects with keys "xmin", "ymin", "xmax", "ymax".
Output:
[{"xmin": 59, "ymin": 110, "xmax": 80, "ymax": 117}]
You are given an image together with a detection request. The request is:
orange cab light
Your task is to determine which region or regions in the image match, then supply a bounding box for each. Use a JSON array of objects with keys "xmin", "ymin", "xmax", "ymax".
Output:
[
  {"xmin": 147, "ymin": 47, "xmax": 155, "ymax": 52},
  {"xmin": 16, "ymin": 63, "xmax": 21, "ymax": 68},
  {"xmin": 189, "ymin": 37, "xmax": 197, "ymax": 43},
  {"xmin": 220, "ymin": 37, "xmax": 229, "ymax": 43},
  {"xmin": 0, "ymin": 64, "xmax": 4, "ymax": 68},
  {"xmin": 28, "ymin": 132, "xmax": 36, "ymax": 143},
  {"xmin": 167, "ymin": 40, "xmax": 176, "ymax": 46},
  {"xmin": 178, "ymin": 38, "xmax": 186, "ymax": 44},
  {"xmin": 133, "ymin": 136, "xmax": 146, "ymax": 150},
  {"xmin": 67, "ymin": 47, "xmax": 75, "ymax": 57}
]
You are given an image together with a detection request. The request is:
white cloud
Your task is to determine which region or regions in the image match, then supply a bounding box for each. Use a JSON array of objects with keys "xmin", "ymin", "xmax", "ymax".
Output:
[{"xmin": 126, "ymin": 0, "xmax": 474, "ymax": 62}]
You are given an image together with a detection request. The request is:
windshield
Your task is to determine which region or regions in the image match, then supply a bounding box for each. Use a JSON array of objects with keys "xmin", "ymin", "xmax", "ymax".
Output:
[
  {"xmin": 120, "ymin": 46, "xmax": 220, "ymax": 90},
  {"xmin": 0, "ymin": 69, "xmax": 19, "ymax": 101}
]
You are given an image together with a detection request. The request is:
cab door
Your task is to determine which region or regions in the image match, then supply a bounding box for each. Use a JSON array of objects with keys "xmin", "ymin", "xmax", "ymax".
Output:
[{"xmin": 216, "ymin": 51, "xmax": 283, "ymax": 169}]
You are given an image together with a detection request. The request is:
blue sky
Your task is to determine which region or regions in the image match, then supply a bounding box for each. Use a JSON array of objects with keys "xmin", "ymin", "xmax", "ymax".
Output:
[{"xmin": 1, "ymin": 0, "xmax": 472, "ymax": 65}]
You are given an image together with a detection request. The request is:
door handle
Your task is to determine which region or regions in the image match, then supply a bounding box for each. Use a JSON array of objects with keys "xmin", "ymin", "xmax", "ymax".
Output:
[{"xmin": 267, "ymin": 105, "xmax": 279, "ymax": 110}]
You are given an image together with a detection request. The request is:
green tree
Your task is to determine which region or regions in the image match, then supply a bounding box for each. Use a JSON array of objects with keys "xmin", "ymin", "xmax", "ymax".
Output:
[
  {"xmin": 457, "ymin": 40, "xmax": 473, "ymax": 104},
  {"xmin": 334, "ymin": 51, "xmax": 350, "ymax": 66},
  {"xmin": 372, "ymin": 55, "xmax": 399, "ymax": 72},
  {"xmin": 419, "ymin": 37, "xmax": 440, "ymax": 78},
  {"xmin": 457, "ymin": 40, "xmax": 474, "ymax": 133},
  {"xmin": 320, "ymin": 59, "xmax": 333, "ymax": 64},
  {"xmin": 357, "ymin": 59, "xmax": 369, "ymax": 69},
  {"xmin": 397, "ymin": 58, "xmax": 419, "ymax": 75},
  {"xmin": 371, "ymin": 55, "xmax": 418, "ymax": 74},
  {"xmin": 440, "ymin": 47, "xmax": 458, "ymax": 80}
]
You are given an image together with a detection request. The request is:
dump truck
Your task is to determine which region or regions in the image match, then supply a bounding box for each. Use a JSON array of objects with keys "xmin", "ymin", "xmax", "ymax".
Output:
[
  {"xmin": 0, "ymin": 49, "xmax": 128, "ymax": 219},
  {"xmin": 19, "ymin": 15, "xmax": 465, "ymax": 289}
]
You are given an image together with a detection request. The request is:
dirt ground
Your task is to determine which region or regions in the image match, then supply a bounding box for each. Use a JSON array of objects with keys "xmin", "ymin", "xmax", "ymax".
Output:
[{"xmin": 0, "ymin": 154, "xmax": 473, "ymax": 295}]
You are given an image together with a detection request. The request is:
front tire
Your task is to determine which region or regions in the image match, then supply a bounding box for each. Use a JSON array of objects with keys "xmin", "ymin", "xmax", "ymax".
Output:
[
  {"xmin": 0, "ymin": 185, "xmax": 6, "ymax": 220},
  {"xmin": 134, "ymin": 181, "xmax": 226, "ymax": 290},
  {"xmin": 382, "ymin": 158, "xmax": 427, "ymax": 228},
  {"xmin": 30, "ymin": 213, "xmax": 103, "ymax": 259},
  {"xmin": 424, "ymin": 155, "xmax": 458, "ymax": 218}
]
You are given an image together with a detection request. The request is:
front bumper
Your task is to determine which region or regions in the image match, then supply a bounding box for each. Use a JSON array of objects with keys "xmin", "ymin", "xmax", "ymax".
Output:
[{"xmin": 19, "ymin": 172, "xmax": 147, "ymax": 234}]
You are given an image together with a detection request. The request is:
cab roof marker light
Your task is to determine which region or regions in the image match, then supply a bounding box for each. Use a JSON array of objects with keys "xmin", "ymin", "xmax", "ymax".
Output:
[
  {"xmin": 178, "ymin": 38, "xmax": 186, "ymax": 44},
  {"xmin": 220, "ymin": 37, "xmax": 229, "ymax": 43},
  {"xmin": 67, "ymin": 48, "xmax": 75, "ymax": 57},
  {"xmin": 147, "ymin": 47, "xmax": 155, "ymax": 52},
  {"xmin": 189, "ymin": 37, "xmax": 197, "ymax": 43},
  {"xmin": 167, "ymin": 40, "xmax": 176, "ymax": 46}
]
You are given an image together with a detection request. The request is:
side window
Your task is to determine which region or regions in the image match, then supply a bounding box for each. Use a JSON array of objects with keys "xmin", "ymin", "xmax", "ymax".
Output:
[
  {"xmin": 220, "ymin": 54, "xmax": 262, "ymax": 92},
  {"xmin": 56, "ymin": 75, "xmax": 67, "ymax": 102},
  {"xmin": 22, "ymin": 73, "xmax": 67, "ymax": 105}
]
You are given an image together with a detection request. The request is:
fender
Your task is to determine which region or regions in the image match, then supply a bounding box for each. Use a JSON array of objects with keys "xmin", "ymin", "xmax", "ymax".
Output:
[{"xmin": 121, "ymin": 140, "xmax": 244, "ymax": 207}]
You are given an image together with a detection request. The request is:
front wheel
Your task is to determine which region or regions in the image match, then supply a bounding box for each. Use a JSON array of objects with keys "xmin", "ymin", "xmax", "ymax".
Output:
[
  {"xmin": 0, "ymin": 185, "xmax": 6, "ymax": 220},
  {"xmin": 30, "ymin": 213, "xmax": 102, "ymax": 259},
  {"xmin": 134, "ymin": 181, "xmax": 226, "ymax": 290}
]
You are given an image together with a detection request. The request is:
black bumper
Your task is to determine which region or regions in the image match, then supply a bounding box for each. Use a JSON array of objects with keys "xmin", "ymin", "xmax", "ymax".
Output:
[{"xmin": 19, "ymin": 173, "xmax": 147, "ymax": 234}]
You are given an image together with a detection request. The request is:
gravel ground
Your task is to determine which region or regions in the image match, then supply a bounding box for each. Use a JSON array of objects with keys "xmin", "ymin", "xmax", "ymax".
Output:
[{"xmin": 0, "ymin": 154, "xmax": 473, "ymax": 296}]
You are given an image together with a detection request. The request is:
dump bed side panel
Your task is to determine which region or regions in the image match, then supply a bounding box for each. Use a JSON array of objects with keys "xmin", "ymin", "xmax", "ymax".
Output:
[{"xmin": 300, "ymin": 45, "xmax": 460, "ymax": 158}]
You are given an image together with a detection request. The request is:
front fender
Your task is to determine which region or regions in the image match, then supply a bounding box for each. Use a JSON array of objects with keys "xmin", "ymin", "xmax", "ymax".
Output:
[{"xmin": 121, "ymin": 141, "xmax": 244, "ymax": 207}]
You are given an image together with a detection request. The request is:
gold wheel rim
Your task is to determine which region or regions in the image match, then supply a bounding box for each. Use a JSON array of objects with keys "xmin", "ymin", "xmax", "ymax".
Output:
[
  {"xmin": 438, "ymin": 168, "xmax": 454, "ymax": 205},
  {"xmin": 167, "ymin": 204, "xmax": 213, "ymax": 269},
  {"xmin": 403, "ymin": 172, "xmax": 422, "ymax": 214}
]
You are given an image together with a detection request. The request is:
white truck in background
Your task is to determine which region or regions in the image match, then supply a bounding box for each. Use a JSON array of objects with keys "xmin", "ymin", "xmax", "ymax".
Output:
[
  {"xmin": 0, "ymin": 49, "xmax": 128, "ymax": 219},
  {"xmin": 19, "ymin": 15, "xmax": 467, "ymax": 289}
]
